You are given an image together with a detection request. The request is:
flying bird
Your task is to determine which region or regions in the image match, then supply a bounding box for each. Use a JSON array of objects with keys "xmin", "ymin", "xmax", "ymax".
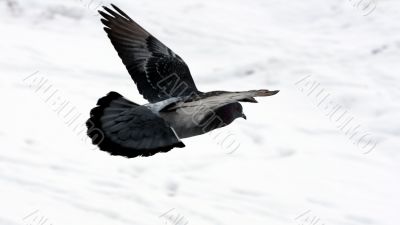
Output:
[{"xmin": 86, "ymin": 4, "xmax": 279, "ymax": 158}]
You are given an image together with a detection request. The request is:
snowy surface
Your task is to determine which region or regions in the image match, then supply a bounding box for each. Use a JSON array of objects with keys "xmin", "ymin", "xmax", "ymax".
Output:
[{"xmin": 1, "ymin": 0, "xmax": 399, "ymax": 224}]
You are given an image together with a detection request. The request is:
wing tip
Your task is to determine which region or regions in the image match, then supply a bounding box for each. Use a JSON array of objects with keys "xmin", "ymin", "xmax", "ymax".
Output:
[
  {"xmin": 98, "ymin": 3, "xmax": 132, "ymax": 21},
  {"xmin": 111, "ymin": 4, "xmax": 132, "ymax": 21},
  {"xmin": 256, "ymin": 89, "xmax": 279, "ymax": 96},
  {"xmin": 271, "ymin": 90, "xmax": 280, "ymax": 95}
]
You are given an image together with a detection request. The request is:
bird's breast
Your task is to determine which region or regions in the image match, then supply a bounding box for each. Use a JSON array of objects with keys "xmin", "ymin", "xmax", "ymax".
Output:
[{"xmin": 159, "ymin": 107, "xmax": 214, "ymax": 139}]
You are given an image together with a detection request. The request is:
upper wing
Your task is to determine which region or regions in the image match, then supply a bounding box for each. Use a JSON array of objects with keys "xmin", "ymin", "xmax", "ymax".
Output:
[
  {"xmin": 99, "ymin": 4, "xmax": 199, "ymax": 103},
  {"xmin": 166, "ymin": 89, "xmax": 279, "ymax": 112}
]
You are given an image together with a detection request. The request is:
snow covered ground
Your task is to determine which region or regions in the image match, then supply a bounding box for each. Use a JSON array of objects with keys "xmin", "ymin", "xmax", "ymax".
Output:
[{"xmin": 0, "ymin": 0, "xmax": 399, "ymax": 224}]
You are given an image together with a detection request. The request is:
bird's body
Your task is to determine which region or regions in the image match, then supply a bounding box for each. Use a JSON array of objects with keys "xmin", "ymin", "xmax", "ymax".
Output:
[
  {"xmin": 86, "ymin": 4, "xmax": 279, "ymax": 158},
  {"xmin": 158, "ymin": 98, "xmax": 242, "ymax": 139}
]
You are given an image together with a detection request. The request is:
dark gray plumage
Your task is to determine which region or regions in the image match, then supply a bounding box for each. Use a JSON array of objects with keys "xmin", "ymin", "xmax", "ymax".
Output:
[{"xmin": 86, "ymin": 4, "xmax": 279, "ymax": 158}]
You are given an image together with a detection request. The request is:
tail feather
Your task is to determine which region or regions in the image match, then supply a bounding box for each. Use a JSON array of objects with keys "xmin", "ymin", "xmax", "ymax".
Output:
[{"xmin": 86, "ymin": 91, "xmax": 184, "ymax": 158}]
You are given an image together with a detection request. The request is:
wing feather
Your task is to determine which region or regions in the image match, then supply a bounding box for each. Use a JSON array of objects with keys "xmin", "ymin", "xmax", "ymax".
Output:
[
  {"xmin": 99, "ymin": 4, "xmax": 200, "ymax": 102},
  {"xmin": 169, "ymin": 89, "xmax": 279, "ymax": 112}
]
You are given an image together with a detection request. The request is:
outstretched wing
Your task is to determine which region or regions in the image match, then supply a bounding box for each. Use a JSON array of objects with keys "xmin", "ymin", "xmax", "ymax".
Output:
[
  {"xmin": 86, "ymin": 92, "xmax": 185, "ymax": 158},
  {"xmin": 99, "ymin": 4, "xmax": 199, "ymax": 103},
  {"xmin": 167, "ymin": 89, "xmax": 279, "ymax": 112}
]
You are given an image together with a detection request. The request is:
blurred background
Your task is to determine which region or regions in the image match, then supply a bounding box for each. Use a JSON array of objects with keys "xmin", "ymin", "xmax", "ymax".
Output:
[{"xmin": 0, "ymin": 0, "xmax": 399, "ymax": 224}]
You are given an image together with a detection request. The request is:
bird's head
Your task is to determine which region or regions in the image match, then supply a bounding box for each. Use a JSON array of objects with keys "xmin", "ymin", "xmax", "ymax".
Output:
[
  {"xmin": 215, "ymin": 102, "xmax": 246, "ymax": 126},
  {"xmin": 233, "ymin": 102, "xmax": 246, "ymax": 120}
]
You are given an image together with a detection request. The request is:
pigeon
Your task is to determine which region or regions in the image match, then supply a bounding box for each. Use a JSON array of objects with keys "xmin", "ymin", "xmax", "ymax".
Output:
[{"xmin": 86, "ymin": 4, "xmax": 279, "ymax": 158}]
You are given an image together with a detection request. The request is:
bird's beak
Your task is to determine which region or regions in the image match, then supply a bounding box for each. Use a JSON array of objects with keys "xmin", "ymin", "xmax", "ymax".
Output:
[{"xmin": 241, "ymin": 113, "xmax": 247, "ymax": 120}]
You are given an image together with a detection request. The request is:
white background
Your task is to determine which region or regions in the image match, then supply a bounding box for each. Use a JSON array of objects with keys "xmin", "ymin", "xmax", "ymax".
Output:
[{"xmin": 0, "ymin": 0, "xmax": 399, "ymax": 224}]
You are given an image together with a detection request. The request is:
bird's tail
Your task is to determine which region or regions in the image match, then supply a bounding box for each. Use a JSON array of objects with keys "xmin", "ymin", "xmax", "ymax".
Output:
[{"xmin": 86, "ymin": 91, "xmax": 184, "ymax": 158}]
